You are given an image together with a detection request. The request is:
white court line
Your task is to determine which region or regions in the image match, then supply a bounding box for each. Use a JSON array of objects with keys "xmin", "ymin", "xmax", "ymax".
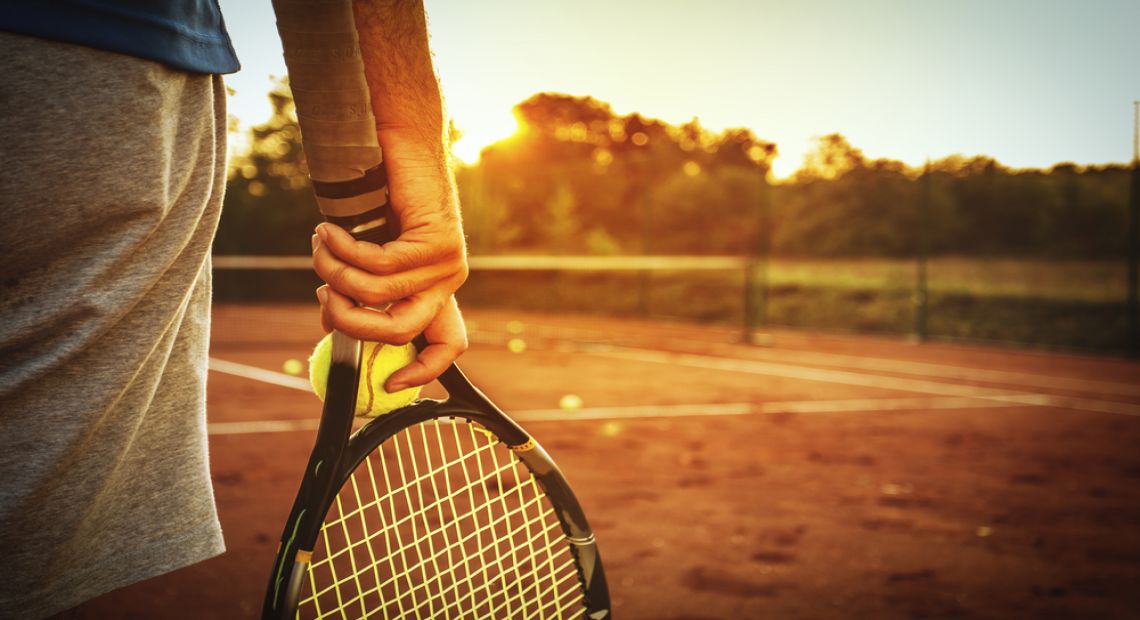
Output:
[
  {"xmin": 206, "ymin": 344, "xmax": 1139, "ymax": 438},
  {"xmin": 511, "ymin": 396, "xmax": 1022, "ymax": 422},
  {"xmin": 209, "ymin": 358, "xmax": 311, "ymax": 391},
  {"xmin": 706, "ymin": 345, "xmax": 1140, "ymax": 398},
  {"xmin": 591, "ymin": 347, "xmax": 1140, "ymax": 418},
  {"xmin": 210, "ymin": 419, "xmax": 320, "ymax": 435},
  {"xmin": 206, "ymin": 396, "xmax": 1023, "ymax": 435},
  {"xmin": 212, "ymin": 318, "xmax": 1139, "ymax": 397},
  {"xmin": 468, "ymin": 327, "xmax": 1140, "ymax": 398}
]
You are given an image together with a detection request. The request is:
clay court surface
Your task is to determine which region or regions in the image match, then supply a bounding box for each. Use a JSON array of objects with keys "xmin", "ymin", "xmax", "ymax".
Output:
[{"xmin": 81, "ymin": 304, "xmax": 1140, "ymax": 619}]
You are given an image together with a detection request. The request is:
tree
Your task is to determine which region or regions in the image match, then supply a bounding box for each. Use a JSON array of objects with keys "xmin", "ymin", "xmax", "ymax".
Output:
[{"xmin": 215, "ymin": 78, "xmax": 320, "ymax": 255}]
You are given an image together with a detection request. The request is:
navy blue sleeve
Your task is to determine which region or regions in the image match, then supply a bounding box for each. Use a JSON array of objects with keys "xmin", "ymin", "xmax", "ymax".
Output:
[{"xmin": 1, "ymin": 0, "xmax": 240, "ymax": 74}]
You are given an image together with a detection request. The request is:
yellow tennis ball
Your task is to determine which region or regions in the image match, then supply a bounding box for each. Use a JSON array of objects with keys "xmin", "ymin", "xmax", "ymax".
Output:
[
  {"xmin": 282, "ymin": 358, "xmax": 304, "ymax": 376},
  {"xmin": 559, "ymin": 394, "xmax": 583, "ymax": 411},
  {"xmin": 308, "ymin": 334, "xmax": 422, "ymax": 417}
]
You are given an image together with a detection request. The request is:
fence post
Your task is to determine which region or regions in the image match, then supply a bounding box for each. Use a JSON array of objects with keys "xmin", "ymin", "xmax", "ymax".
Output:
[
  {"xmin": 1128, "ymin": 101, "xmax": 1139, "ymax": 357},
  {"xmin": 638, "ymin": 168, "xmax": 652, "ymax": 317},
  {"xmin": 744, "ymin": 165, "xmax": 771, "ymax": 343},
  {"xmin": 914, "ymin": 161, "xmax": 930, "ymax": 341}
]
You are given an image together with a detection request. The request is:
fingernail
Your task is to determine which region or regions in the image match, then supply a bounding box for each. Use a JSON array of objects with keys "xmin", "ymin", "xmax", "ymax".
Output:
[
  {"xmin": 315, "ymin": 224, "xmax": 328, "ymax": 241},
  {"xmin": 311, "ymin": 234, "xmax": 319, "ymax": 251},
  {"xmin": 317, "ymin": 287, "xmax": 328, "ymax": 304}
]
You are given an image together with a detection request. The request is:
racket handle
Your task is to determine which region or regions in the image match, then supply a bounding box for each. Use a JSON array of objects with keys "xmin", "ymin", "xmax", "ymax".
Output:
[
  {"xmin": 325, "ymin": 204, "xmax": 399, "ymax": 245},
  {"xmin": 351, "ymin": 222, "xmax": 394, "ymax": 245},
  {"xmin": 317, "ymin": 163, "xmax": 399, "ymax": 246}
]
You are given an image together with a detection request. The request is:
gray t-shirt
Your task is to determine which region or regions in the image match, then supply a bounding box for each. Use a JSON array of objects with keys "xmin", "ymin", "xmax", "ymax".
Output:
[{"xmin": 0, "ymin": 33, "xmax": 226, "ymax": 618}]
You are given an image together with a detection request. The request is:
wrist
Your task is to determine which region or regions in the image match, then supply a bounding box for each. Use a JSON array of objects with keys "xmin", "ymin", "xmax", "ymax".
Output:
[{"xmin": 379, "ymin": 127, "xmax": 450, "ymax": 172}]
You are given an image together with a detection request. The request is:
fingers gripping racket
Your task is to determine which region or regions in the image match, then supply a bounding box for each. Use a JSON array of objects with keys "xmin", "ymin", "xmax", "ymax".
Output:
[{"xmin": 264, "ymin": 2, "xmax": 610, "ymax": 617}]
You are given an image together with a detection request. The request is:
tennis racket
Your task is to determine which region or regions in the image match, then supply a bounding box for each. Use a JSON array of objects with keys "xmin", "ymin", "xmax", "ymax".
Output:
[
  {"xmin": 259, "ymin": 198, "xmax": 611, "ymax": 618},
  {"xmin": 265, "ymin": 2, "xmax": 609, "ymax": 615}
]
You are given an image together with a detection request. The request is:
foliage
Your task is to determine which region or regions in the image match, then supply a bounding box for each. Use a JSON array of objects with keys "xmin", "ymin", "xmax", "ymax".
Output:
[
  {"xmin": 214, "ymin": 80, "xmax": 321, "ymax": 256},
  {"xmin": 218, "ymin": 86, "xmax": 1132, "ymax": 260}
]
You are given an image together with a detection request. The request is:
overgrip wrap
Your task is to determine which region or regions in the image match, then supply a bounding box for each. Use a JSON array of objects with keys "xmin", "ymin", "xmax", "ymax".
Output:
[{"xmin": 272, "ymin": 0, "xmax": 388, "ymax": 224}]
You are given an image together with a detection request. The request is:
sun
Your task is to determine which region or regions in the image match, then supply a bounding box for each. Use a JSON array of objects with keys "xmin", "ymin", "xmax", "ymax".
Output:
[{"xmin": 449, "ymin": 106, "xmax": 522, "ymax": 164}]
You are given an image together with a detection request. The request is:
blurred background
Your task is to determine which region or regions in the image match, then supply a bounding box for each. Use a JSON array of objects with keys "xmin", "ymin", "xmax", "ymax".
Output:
[{"xmin": 215, "ymin": 0, "xmax": 1139, "ymax": 355}]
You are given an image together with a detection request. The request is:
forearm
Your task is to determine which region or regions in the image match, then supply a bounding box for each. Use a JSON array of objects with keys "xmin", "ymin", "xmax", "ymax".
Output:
[
  {"xmin": 353, "ymin": 0, "xmax": 448, "ymax": 175},
  {"xmin": 307, "ymin": 0, "xmax": 468, "ymax": 384}
]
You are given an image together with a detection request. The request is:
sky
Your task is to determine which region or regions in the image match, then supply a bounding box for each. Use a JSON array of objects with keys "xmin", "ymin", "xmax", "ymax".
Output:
[{"xmin": 219, "ymin": 0, "xmax": 1139, "ymax": 179}]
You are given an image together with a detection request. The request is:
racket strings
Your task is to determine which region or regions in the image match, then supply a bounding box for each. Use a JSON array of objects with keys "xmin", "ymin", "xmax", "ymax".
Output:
[
  {"xmin": 315, "ymin": 439, "xmax": 508, "ymax": 567},
  {"xmin": 297, "ymin": 420, "xmax": 585, "ymax": 619}
]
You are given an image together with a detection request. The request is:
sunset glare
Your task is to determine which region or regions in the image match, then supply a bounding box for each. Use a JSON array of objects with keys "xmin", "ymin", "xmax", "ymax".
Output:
[
  {"xmin": 450, "ymin": 109, "xmax": 521, "ymax": 164},
  {"xmin": 220, "ymin": 0, "xmax": 1139, "ymax": 178}
]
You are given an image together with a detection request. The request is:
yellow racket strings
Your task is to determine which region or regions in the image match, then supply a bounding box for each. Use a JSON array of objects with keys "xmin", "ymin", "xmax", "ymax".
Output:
[{"xmin": 297, "ymin": 420, "xmax": 584, "ymax": 619}]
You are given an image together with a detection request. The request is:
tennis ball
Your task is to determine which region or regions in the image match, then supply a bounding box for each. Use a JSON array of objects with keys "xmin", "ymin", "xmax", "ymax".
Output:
[
  {"xmin": 559, "ymin": 394, "xmax": 583, "ymax": 411},
  {"xmin": 282, "ymin": 358, "xmax": 304, "ymax": 376},
  {"xmin": 507, "ymin": 338, "xmax": 527, "ymax": 353},
  {"xmin": 309, "ymin": 334, "xmax": 421, "ymax": 417}
]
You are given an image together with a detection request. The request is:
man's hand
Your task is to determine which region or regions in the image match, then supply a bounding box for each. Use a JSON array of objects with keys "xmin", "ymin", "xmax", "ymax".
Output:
[
  {"xmin": 311, "ymin": 0, "xmax": 469, "ymax": 390},
  {"xmin": 311, "ymin": 155, "xmax": 468, "ymax": 390}
]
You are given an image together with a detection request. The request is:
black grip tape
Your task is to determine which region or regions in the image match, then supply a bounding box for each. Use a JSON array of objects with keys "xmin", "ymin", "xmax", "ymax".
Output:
[
  {"xmin": 350, "ymin": 217, "xmax": 399, "ymax": 245},
  {"xmin": 324, "ymin": 204, "xmax": 400, "ymax": 245},
  {"xmin": 318, "ymin": 162, "xmax": 399, "ymax": 245},
  {"xmin": 311, "ymin": 164, "xmax": 388, "ymax": 199}
]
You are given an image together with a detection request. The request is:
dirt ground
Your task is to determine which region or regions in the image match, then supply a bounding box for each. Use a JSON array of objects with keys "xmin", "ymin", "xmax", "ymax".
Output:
[{"xmin": 78, "ymin": 305, "xmax": 1140, "ymax": 619}]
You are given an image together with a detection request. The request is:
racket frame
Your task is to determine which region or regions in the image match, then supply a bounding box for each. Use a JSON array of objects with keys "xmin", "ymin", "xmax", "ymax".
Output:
[{"xmin": 261, "ymin": 357, "xmax": 610, "ymax": 619}]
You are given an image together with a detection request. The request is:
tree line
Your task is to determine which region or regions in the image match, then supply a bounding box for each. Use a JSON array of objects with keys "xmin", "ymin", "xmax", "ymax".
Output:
[{"xmin": 215, "ymin": 84, "xmax": 1132, "ymax": 259}]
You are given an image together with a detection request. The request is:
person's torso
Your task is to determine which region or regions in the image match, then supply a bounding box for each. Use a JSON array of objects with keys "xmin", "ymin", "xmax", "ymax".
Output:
[{"xmin": 0, "ymin": 0, "xmax": 239, "ymax": 74}]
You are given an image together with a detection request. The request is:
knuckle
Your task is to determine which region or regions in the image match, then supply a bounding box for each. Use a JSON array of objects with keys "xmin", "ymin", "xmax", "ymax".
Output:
[
  {"xmin": 327, "ymin": 262, "xmax": 352, "ymax": 290},
  {"xmin": 357, "ymin": 287, "xmax": 387, "ymax": 307},
  {"xmin": 388, "ymin": 327, "xmax": 416, "ymax": 345},
  {"xmin": 346, "ymin": 239, "xmax": 369, "ymax": 264},
  {"xmin": 384, "ymin": 277, "xmax": 416, "ymax": 301},
  {"xmin": 404, "ymin": 245, "xmax": 432, "ymax": 270},
  {"xmin": 392, "ymin": 315, "xmax": 423, "ymax": 345},
  {"xmin": 446, "ymin": 241, "xmax": 467, "ymax": 262},
  {"xmin": 362, "ymin": 246, "xmax": 394, "ymax": 273},
  {"xmin": 434, "ymin": 241, "xmax": 464, "ymax": 267}
]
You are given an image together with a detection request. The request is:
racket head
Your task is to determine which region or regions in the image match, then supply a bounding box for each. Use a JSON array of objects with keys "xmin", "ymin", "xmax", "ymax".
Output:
[{"xmin": 264, "ymin": 366, "xmax": 610, "ymax": 619}]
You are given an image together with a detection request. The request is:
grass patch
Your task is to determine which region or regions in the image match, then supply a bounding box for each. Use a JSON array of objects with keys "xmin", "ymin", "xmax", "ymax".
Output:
[{"xmin": 212, "ymin": 256, "xmax": 1134, "ymax": 355}]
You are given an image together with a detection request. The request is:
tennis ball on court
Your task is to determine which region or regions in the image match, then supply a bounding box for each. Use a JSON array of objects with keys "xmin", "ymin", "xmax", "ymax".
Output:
[
  {"xmin": 507, "ymin": 338, "xmax": 527, "ymax": 353},
  {"xmin": 559, "ymin": 394, "xmax": 583, "ymax": 411},
  {"xmin": 600, "ymin": 421, "xmax": 622, "ymax": 437},
  {"xmin": 282, "ymin": 358, "xmax": 304, "ymax": 376},
  {"xmin": 309, "ymin": 334, "xmax": 421, "ymax": 417}
]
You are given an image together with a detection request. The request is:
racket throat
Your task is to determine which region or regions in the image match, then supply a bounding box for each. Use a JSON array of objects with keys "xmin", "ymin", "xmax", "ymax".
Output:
[{"xmin": 281, "ymin": 549, "xmax": 313, "ymax": 613}]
